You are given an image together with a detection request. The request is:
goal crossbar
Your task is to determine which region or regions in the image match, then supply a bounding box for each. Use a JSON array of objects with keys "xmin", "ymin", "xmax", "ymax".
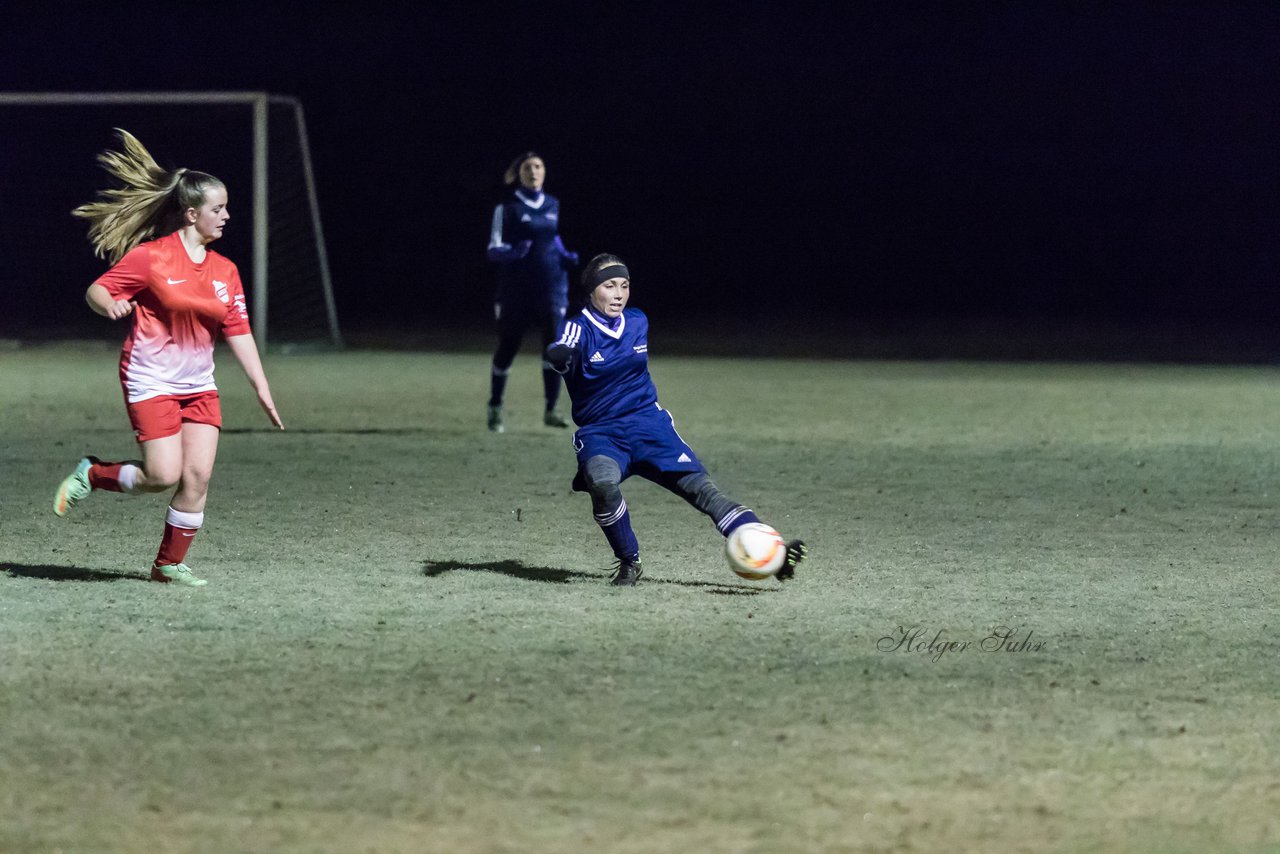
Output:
[{"xmin": 0, "ymin": 91, "xmax": 343, "ymax": 349}]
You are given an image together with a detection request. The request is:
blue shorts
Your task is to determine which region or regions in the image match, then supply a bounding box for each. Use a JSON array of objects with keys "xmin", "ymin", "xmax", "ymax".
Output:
[{"xmin": 571, "ymin": 405, "xmax": 705, "ymax": 490}]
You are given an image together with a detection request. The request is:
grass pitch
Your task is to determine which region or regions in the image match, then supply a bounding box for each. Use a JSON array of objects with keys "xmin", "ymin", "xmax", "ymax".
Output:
[{"xmin": 2, "ymin": 342, "xmax": 1279, "ymax": 853}]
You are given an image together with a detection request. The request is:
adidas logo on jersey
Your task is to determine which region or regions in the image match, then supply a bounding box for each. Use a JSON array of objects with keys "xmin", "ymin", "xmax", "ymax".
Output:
[
  {"xmin": 589, "ymin": 351, "xmax": 605, "ymax": 363},
  {"xmin": 521, "ymin": 213, "xmax": 532, "ymax": 222},
  {"xmin": 677, "ymin": 453, "xmax": 692, "ymax": 463}
]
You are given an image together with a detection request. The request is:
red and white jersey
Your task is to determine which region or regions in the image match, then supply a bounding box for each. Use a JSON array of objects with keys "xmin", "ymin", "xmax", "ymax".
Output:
[{"xmin": 95, "ymin": 231, "xmax": 251, "ymax": 403}]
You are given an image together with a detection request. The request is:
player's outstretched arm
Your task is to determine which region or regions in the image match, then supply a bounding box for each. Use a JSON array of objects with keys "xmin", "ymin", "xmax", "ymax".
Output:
[
  {"xmin": 486, "ymin": 240, "xmax": 533, "ymax": 263},
  {"xmin": 225, "ymin": 333, "xmax": 285, "ymax": 429},
  {"xmin": 85, "ymin": 283, "xmax": 135, "ymax": 320}
]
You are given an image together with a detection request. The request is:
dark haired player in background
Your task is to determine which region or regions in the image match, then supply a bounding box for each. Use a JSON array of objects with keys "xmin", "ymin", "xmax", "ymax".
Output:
[
  {"xmin": 485, "ymin": 151, "xmax": 579, "ymax": 433},
  {"xmin": 545, "ymin": 253, "xmax": 807, "ymax": 586}
]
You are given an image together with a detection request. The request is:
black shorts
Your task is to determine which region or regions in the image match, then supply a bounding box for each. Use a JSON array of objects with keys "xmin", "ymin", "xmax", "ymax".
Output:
[{"xmin": 495, "ymin": 301, "xmax": 568, "ymax": 337}]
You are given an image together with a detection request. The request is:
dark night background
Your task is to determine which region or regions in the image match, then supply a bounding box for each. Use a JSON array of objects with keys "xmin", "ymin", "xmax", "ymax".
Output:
[{"xmin": 2, "ymin": 2, "xmax": 1278, "ymax": 358}]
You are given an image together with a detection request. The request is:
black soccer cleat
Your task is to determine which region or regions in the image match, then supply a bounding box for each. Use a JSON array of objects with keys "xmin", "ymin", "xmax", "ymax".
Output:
[
  {"xmin": 610, "ymin": 557, "xmax": 643, "ymax": 587},
  {"xmin": 487, "ymin": 404, "xmax": 505, "ymax": 433},
  {"xmin": 775, "ymin": 540, "xmax": 807, "ymax": 582}
]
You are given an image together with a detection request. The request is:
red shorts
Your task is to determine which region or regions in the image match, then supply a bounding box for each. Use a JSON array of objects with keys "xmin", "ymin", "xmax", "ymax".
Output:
[{"xmin": 126, "ymin": 391, "xmax": 222, "ymax": 443}]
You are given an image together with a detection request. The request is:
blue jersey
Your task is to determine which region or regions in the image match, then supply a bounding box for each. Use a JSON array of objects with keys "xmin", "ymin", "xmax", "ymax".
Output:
[
  {"xmin": 554, "ymin": 307, "xmax": 659, "ymax": 426},
  {"xmin": 487, "ymin": 188, "xmax": 572, "ymax": 310}
]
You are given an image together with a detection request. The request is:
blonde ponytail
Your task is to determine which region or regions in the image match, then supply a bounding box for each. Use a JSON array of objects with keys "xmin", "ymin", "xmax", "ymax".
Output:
[{"xmin": 72, "ymin": 129, "xmax": 223, "ymax": 264}]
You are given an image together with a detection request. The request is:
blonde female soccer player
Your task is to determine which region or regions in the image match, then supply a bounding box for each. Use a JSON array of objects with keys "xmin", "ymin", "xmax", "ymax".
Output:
[{"xmin": 53, "ymin": 129, "xmax": 284, "ymax": 586}]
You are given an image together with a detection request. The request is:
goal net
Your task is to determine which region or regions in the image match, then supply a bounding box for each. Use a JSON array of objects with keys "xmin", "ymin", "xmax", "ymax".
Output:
[{"xmin": 0, "ymin": 92, "xmax": 342, "ymax": 349}]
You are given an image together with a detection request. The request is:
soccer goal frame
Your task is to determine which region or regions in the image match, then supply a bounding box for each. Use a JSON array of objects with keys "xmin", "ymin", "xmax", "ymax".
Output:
[{"xmin": 0, "ymin": 90, "xmax": 343, "ymax": 349}]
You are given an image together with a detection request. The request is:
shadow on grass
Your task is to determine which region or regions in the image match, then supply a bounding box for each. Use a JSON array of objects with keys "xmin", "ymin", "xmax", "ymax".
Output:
[
  {"xmin": 422, "ymin": 559, "xmax": 771, "ymax": 595},
  {"xmin": 222, "ymin": 427, "xmax": 431, "ymax": 435},
  {"xmin": 424, "ymin": 559, "xmax": 590, "ymax": 584},
  {"xmin": 3, "ymin": 563, "xmax": 146, "ymax": 582}
]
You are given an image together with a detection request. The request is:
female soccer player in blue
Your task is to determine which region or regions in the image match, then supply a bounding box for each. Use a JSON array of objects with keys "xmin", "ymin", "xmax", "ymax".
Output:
[
  {"xmin": 485, "ymin": 151, "xmax": 579, "ymax": 432},
  {"xmin": 545, "ymin": 253, "xmax": 807, "ymax": 586}
]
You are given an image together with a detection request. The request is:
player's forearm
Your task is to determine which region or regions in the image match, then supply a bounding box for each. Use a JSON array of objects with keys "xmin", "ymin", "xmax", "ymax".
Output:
[
  {"xmin": 85, "ymin": 284, "xmax": 116, "ymax": 317},
  {"xmin": 86, "ymin": 284, "xmax": 136, "ymax": 321},
  {"xmin": 225, "ymin": 333, "xmax": 285, "ymax": 430},
  {"xmin": 225, "ymin": 334, "xmax": 270, "ymax": 389},
  {"xmin": 553, "ymin": 235, "xmax": 579, "ymax": 266},
  {"xmin": 487, "ymin": 240, "xmax": 532, "ymax": 263}
]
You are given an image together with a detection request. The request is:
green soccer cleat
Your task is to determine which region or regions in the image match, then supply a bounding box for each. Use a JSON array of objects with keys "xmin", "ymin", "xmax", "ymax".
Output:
[
  {"xmin": 53, "ymin": 457, "xmax": 95, "ymax": 517},
  {"xmin": 543, "ymin": 409, "xmax": 570, "ymax": 428},
  {"xmin": 487, "ymin": 404, "xmax": 505, "ymax": 433},
  {"xmin": 151, "ymin": 563, "xmax": 208, "ymax": 587}
]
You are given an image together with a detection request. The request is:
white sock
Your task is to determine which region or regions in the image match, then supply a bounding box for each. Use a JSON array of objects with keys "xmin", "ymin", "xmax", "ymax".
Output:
[
  {"xmin": 118, "ymin": 463, "xmax": 143, "ymax": 494},
  {"xmin": 166, "ymin": 506, "xmax": 204, "ymax": 530}
]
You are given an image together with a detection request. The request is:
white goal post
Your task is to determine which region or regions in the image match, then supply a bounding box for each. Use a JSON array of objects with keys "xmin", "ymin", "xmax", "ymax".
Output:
[{"xmin": 0, "ymin": 91, "xmax": 343, "ymax": 349}]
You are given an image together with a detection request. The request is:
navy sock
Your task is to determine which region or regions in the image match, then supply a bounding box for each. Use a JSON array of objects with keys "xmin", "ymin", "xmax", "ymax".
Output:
[
  {"xmin": 489, "ymin": 364, "xmax": 510, "ymax": 407},
  {"xmin": 542, "ymin": 366, "xmax": 562, "ymax": 412},
  {"xmin": 716, "ymin": 507, "xmax": 760, "ymax": 537},
  {"xmin": 597, "ymin": 501, "xmax": 639, "ymax": 560}
]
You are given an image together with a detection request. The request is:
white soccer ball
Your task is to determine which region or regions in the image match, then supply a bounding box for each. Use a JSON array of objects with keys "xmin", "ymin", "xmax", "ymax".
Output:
[{"xmin": 725, "ymin": 522, "xmax": 787, "ymax": 580}]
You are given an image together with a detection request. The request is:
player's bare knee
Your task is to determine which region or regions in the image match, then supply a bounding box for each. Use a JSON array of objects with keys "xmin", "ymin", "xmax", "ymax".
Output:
[
  {"xmin": 180, "ymin": 468, "xmax": 213, "ymax": 498},
  {"xmin": 139, "ymin": 464, "xmax": 182, "ymax": 492},
  {"xmin": 138, "ymin": 477, "xmax": 178, "ymax": 493}
]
